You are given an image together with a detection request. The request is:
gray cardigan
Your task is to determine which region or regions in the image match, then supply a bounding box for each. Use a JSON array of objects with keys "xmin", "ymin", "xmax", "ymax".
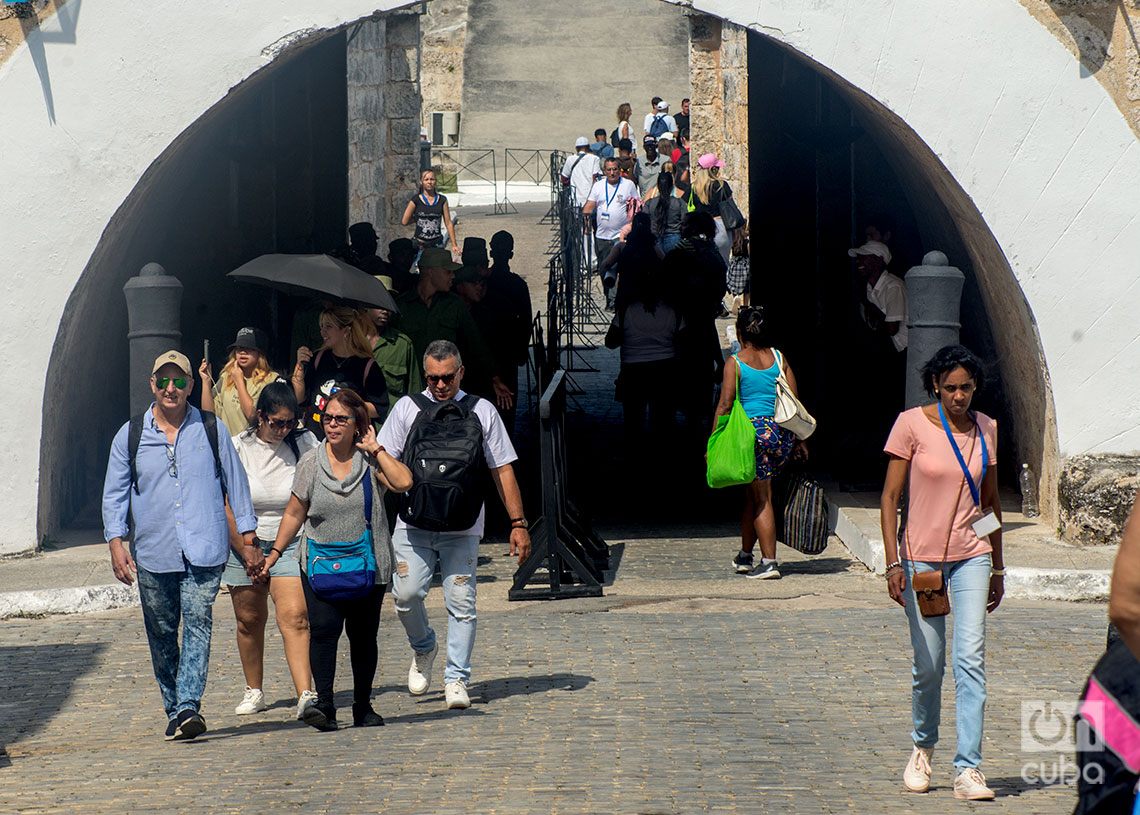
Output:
[{"xmin": 291, "ymin": 445, "xmax": 394, "ymax": 585}]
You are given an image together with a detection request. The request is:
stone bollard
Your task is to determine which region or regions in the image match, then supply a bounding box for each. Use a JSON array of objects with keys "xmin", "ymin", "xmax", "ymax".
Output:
[
  {"xmin": 904, "ymin": 251, "xmax": 964, "ymax": 409},
  {"xmin": 123, "ymin": 263, "xmax": 183, "ymax": 415}
]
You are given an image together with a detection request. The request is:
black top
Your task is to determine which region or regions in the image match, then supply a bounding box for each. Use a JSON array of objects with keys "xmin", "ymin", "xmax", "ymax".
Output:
[
  {"xmin": 471, "ymin": 265, "xmax": 533, "ymax": 388},
  {"xmin": 692, "ymin": 180, "xmax": 732, "ymax": 218},
  {"xmin": 302, "ymin": 351, "xmax": 389, "ymax": 439},
  {"xmin": 411, "ymin": 193, "xmax": 447, "ymax": 245},
  {"xmin": 674, "ymin": 150, "xmax": 691, "ymax": 195},
  {"xmin": 643, "ymin": 195, "xmax": 685, "ymax": 237}
]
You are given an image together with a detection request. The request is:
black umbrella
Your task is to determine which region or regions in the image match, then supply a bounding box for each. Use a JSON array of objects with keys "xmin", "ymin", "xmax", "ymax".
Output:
[{"xmin": 227, "ymin": 253, "xmax": 399, "ymax": 312}]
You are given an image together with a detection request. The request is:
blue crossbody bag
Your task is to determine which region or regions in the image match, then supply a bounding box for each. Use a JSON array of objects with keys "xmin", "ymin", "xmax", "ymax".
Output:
[{"xmin": 306, "ymin": 469, "xmax": 377, "ymax": 601}]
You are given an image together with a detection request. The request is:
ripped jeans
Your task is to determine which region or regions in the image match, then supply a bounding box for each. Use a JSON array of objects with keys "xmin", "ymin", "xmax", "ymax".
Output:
[{"xmin": 391, "ymin": 529, "xmax": 479, "ymax": 684}]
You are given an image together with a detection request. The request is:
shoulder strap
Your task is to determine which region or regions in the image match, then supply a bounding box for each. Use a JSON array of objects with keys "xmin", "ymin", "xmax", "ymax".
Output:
[
  {"xmin": 409, "ymin": 392, "xmax": 433, "ymax": 412},
  {"xmin": 362, "ymin": 466, "xmax": 373, "ymax": 530},
  {"xmin": 314, "ymin": 349, "xmax": 325, "ymax": 371},
  {"xmin": 363, "ymin": 357, "xmax": 375, "ymax": 383},
  {"xmin": 128, "ymin": 413, "xmax": 144, "ymax": 494},
  {"xmin": 200, "ymin": 410, "xmax": 227, "ymax": 498}
]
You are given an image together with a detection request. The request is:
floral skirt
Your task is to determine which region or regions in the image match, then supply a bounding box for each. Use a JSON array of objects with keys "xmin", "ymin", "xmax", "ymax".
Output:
[{"xmin": 751, "ymin": 415, "xmax": 796, "ymax": 480}]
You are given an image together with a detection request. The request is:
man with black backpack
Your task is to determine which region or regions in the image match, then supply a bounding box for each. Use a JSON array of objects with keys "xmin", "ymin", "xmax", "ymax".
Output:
[
  {"xmin": 378, "ymin": 340, "xmax": 531, "ymax": 711},
  {"xmin": 102, "ymin": 350, "xmax": 258, "ymax": 741}
]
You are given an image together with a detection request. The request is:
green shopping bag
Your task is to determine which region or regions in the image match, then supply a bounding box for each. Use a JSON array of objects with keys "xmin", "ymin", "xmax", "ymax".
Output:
[{"xmin": 706, "ymin": 364, "xmax": 756, "ymax": 488}]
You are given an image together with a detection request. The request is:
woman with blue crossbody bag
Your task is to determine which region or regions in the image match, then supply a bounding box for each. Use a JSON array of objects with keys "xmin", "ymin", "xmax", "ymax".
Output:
[{"xmin": 270, "ymin": 388, "xmax": 412, "ymax": 732}]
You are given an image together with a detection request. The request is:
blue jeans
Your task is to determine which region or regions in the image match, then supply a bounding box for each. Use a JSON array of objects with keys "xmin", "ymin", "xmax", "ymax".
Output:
[
  {"xmin": 657, "ymin": 233, "xmax": 681, "ymax": 255},
  {"xmin": 904, "ymin": 553, "xmax": 991, "ymax": 768},
  {"xmin": 136, "ymin": 562, "xmax": 224, "ymax": 719},
  {"xmin": 391, "ymin": 529, "xmax": 479, "ymax": 684}
]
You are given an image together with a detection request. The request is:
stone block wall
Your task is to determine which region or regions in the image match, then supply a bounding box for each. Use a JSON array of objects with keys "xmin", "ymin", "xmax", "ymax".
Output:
[
  {"xmin": 421, "ymin": 0, "xmax": 469, "ymax": 136},
  {"xmin": 689, "ymin": 14, "xmax": 749, "ymax": 219},
  {"xmin": 1059, "ymin": 455, "xmax": 1140, "ymax": 544},
  {"xmin": 348, "ymin": 11, "xmax": 422, "ymax": 245}
]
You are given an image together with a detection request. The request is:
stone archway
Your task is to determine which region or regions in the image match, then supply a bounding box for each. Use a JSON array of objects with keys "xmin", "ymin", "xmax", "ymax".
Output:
[{"xmin": 3, "ymin": 0, "xmax": 1138, "ymax": 550}]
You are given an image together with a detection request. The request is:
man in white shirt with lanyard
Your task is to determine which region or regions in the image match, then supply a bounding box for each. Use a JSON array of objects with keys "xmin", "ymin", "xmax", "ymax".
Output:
[{"xmin": 582, "ymin": 157, "xmax": 638, "ymax": 309}]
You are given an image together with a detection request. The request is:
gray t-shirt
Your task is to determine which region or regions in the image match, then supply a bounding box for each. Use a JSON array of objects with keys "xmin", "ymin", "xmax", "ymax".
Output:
[{"xmin": 291, "ymin": 446, "xmax": 394, "ymax": 584}]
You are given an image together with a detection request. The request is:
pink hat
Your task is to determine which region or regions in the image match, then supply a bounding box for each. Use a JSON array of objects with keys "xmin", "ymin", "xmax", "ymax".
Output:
[{"xmin": 697, "ymin": 153, "xmax": 725, "ymax": 169}]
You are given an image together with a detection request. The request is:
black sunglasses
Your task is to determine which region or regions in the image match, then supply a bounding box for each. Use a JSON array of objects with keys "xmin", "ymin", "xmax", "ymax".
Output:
[
  {"xmin": 426, "ymin": 372, "xmax": 458, "ymax": 385},
  {"xmin": 155, "ymin": 377, "xmax": 187, "ymax": 389}
]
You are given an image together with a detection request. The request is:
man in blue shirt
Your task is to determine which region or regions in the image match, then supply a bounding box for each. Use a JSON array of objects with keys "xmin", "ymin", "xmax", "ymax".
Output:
[{"xmin": 102, "ymin": 350, "xmax": 258, "ymax": 741}]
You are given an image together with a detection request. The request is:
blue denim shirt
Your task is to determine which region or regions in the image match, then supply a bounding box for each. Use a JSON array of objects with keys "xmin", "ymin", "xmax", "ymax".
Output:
[{"xmin": 102, "ymin": 404, "xmax": 257, "ymax": 573}]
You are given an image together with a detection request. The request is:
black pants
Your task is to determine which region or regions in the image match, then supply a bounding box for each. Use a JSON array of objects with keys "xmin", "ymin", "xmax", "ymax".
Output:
[{"xmin": 301, "ymin": 573, "xmax": 385, "ymax": 710}]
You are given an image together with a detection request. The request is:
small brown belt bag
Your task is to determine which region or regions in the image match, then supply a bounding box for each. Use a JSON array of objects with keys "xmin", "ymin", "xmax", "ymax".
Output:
[{"xmin": 906, "ymin": 426, "xmax": 976, "ymax": 618}]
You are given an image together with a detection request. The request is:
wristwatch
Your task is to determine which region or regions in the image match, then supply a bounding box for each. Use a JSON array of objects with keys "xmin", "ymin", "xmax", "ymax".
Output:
[{"xmin": 510, "ymin": 517, "xmax": 529, "ymax": 530}]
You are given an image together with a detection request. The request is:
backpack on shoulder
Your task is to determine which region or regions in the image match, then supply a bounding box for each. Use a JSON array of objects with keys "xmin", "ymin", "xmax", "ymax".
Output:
[
  {"xmin": 649, "ymin": 114, "xmax": 669, "ymax": 139},
  {"xmin": 128, "ymin": 409, "xmax": 226, "ymax": 497},
  {"xmin": 398, "ymin": 394, "xmax": 486, "ymax": 531}
]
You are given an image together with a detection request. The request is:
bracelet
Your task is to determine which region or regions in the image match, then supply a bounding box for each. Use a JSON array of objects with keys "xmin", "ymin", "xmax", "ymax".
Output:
[
  {"xmin": 991, "ymin": 568, "xmax": 1006, "ymax": 577},
  {"xmin": 271, "ymin": 548, "xmax": 285, "ymax": 557},
  {"xmin": 884, "ymin": 560, "xmax": 902, "ymax": 573}
]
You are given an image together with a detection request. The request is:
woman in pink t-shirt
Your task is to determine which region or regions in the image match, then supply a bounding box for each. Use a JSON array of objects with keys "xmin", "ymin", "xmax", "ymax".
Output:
[{"xmin": 879, "ymin": 345, "xmax": 1005, "ymax": 801}]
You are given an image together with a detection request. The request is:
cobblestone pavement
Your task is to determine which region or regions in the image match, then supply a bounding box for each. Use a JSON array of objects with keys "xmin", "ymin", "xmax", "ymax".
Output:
[
  {"xmin": 0, "ymin": 533, "xmax": 1108, "ymax": 814},
  {"xmin": 2, "ymin": 205, "xmax": 1108, "ymax": 813}
]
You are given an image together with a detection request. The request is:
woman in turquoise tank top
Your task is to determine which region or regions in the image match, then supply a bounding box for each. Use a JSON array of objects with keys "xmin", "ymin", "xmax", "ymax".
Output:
[{"xmin": 711, "ymin": 307, "xmax": 806, "ymax": 579}]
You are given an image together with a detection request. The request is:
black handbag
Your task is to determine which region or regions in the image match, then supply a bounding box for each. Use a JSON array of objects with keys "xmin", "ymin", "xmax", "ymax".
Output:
[{"xmin": 719, "ymin": 194, "xmax": 745, "ymax": 231}]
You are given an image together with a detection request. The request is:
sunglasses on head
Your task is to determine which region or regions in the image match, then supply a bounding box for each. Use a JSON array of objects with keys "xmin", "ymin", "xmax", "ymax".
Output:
[
  {"xmin": 155, "ymin": 377, "xmax": 187, "ymax": 389},
  {"xmin": 321, "ymin": 413, "xmax": 355, "ymax": 427},
  {"xmin": 426, "ymin": 372, "xmax": 458, "ymax": 385}
]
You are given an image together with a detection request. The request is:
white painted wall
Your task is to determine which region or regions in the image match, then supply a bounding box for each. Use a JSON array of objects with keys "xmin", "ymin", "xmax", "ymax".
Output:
[
  {"xmin": 2, "ymin": 0, "xmax": 1137, "ymax": 552},
  {"xmin": 692, "ymin": 0, "xmax": 1140, "ymax": 459},
  {"xmin": 0, "ymin": 0, "xmax": 405, "ymax": 553}
]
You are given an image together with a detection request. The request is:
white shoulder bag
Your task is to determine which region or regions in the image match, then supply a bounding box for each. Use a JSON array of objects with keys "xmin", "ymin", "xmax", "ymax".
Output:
[{"xmin": 772, "ymin": 349, "xmax": 817, "ymax": 440}]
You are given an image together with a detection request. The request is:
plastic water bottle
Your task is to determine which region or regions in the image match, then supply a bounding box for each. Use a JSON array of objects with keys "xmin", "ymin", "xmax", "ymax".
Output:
[{"xmin": 1019, "ymin": 463, "xmax": 1039, "ymax": 518}]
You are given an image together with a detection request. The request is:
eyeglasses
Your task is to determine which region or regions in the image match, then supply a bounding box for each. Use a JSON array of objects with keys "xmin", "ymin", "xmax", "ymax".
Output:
[
  {"xmin": 426, "ymin": 372, "xmax": 458, "ymax": 385},
  {"xmin": 262, "ymin": 417, "xmax": 294, "ymax": 431},
  {"xmin": 165, "ymin": 444, "xmax": 177, "ymax": 478},
  {"xmin": 321, "ymin": 413, "xmax": 355, "ymax": 427},
  {"xmin": 155, "ymin": 377, "xmax": 187, "ymax": 389}
]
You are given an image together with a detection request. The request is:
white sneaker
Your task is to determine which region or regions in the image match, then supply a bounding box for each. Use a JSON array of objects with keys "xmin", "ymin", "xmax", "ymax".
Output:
[
  {"xmin": 953, "ymin": 767, "xmax": 994, "ymax": 800},
  {"xmin": 903, "ymin": 744, "xmax": 933, "ymax": 792},
  {"xmin": 407, "ymin": 644, "xmax": 438, "ymax": 696},
  {"xmin": 234, "ymin": 686, "xmax": 266, "ymax": 715},
  {"xmin": 444, "ymin": 680, "xmax": 470, "ymax": 710},
  {"xmin": 295, "ymin": 689, "xmax": 318, "ymax": 721}
]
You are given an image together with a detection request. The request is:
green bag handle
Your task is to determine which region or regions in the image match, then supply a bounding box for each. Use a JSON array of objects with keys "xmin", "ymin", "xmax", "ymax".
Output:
[{"xmin": 687, "ymin": 183, "xmax": 696, "ymax": 213}]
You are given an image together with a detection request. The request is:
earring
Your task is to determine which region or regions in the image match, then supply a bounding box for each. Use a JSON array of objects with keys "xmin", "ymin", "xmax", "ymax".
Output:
[{"xmin": 935, "ymin": 390, "xmax": 940, "ymax": 396}]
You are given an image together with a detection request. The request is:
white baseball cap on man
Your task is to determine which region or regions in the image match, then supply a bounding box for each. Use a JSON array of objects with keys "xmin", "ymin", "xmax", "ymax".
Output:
[
  {"xmin": 574, "ymin": 136, "xmax": 590, "ymax": 147},
  {"xmin": 847, "ymin": 240, "xmax": 892, "ymax": 265},
  {"xmin": 656, "ymin": 101, "xmax": 669, "ymax": 111}
]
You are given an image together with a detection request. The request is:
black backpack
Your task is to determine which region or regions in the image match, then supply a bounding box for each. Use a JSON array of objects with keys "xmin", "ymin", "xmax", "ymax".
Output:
[
  {"xmin": 128, "ymin": 409, "xmax": 226, "ymax": 498},
  {"xmin": 398, "ymin": 394, "xmax": 486, "ymax": 531}
]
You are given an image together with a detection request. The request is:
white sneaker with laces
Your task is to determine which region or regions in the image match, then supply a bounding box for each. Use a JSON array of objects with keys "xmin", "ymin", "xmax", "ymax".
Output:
[
  {"xmin": 235, "ymin": 686, "xmax": 266, "ymax": 715},
  {"xmin": 408, "ymin": 644, "xmax": 438, "ymax": 696},
  {"xmin": 295, "ymin": 689, "xmax": 318, "ymax": 721},
  {"xmin": 444, "ymin": 680, "xmax": 470, "ymax": 710},
  {"xmin": 953, "ymin": 767, "xmax": 994, "ymax": 800},
  {"xmin": 903, "ymin": 744, "xmax": 933, "ymax": 792}
]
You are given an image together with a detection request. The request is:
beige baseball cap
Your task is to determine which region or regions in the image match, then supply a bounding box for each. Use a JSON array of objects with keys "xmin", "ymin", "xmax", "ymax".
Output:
[{"xmin": 151, "ymin": 350, "xmax": 192, "ymax": 376}]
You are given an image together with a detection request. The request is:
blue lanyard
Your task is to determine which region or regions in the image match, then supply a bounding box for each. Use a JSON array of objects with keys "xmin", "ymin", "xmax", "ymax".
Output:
[
  {"xmin": 605, "ymin": 181, "xmax": 620, "ymax": 207},
  {"xmin": 938, "ymin": 402, "xmax": 987, "ymax": 506},
  {"xmin": 420, "ymin": 192, "xmax": 438, "ymax": 207}
]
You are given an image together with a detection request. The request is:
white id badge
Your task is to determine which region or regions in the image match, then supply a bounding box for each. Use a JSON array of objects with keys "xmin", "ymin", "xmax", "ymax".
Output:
[{"xmin": 970, "ymin": 508, "xmax": 1001, "ymax": 538}]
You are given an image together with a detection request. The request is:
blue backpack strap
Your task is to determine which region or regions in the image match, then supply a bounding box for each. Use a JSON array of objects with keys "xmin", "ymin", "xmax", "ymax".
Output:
[{"xmin": 363, "ymin": 466, "xmax": 373, "ymax": 530}]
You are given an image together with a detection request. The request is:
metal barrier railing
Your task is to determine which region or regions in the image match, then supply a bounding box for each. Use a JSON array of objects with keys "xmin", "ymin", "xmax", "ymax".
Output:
[
  {"xmin": 502, "ymin": 147, "xmax": 558, "ymax": 216},
  {"xmin": 426, "ymin": 147, "xmax": 510, "ymax": 215},
  {"xmin": 509, "ymin": 370, "xmax": 609, "ymax": 600}
]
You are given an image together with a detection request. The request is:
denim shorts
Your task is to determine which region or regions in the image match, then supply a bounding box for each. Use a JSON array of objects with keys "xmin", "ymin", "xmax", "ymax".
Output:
[{"xmin": 222, "ymin": 537, "xmax": 300, "ymax": 586}]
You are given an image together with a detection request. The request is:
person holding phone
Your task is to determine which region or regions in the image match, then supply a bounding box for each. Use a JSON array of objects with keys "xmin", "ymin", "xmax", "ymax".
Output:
[
  {"xmin": 199, "ymin": 327, "xmax": 283, "ymax": 436},
  {"xmin": 879, "ymin": 344, "xmax": 1003, "ymax": 801}
]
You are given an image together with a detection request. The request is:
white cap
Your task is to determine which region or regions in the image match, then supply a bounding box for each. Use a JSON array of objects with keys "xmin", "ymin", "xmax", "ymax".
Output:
[
  {"xmin": 848, "ymin": 240, "xmax": 892, "ymax": 265},
  {"xmin": 575, "ymin": 136, "xmax": 589, "ymax": 147},
  {"xmin": 656, "ymin": 101, "xmax": 669, "ymax": 111}
]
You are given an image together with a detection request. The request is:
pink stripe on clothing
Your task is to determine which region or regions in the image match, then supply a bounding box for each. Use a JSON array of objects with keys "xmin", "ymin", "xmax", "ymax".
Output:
[{"xmin": 1081, "ymin": 677, "xmax": 1140, "ymax": 773}]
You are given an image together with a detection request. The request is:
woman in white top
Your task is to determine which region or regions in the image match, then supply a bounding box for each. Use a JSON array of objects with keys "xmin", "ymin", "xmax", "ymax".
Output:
[
  {"xmin": 223, "ymin": 382, "xmax": 320, "ymax": 721},
  {"xmin": 615, "ymin": 102, "xmax": 633, "ymax": 149}
]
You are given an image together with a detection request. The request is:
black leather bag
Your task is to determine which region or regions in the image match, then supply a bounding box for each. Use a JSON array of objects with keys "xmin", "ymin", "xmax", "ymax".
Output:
[{"xmin": 719, "ymin": 195, "xmax": 745, "ymax": 231}]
